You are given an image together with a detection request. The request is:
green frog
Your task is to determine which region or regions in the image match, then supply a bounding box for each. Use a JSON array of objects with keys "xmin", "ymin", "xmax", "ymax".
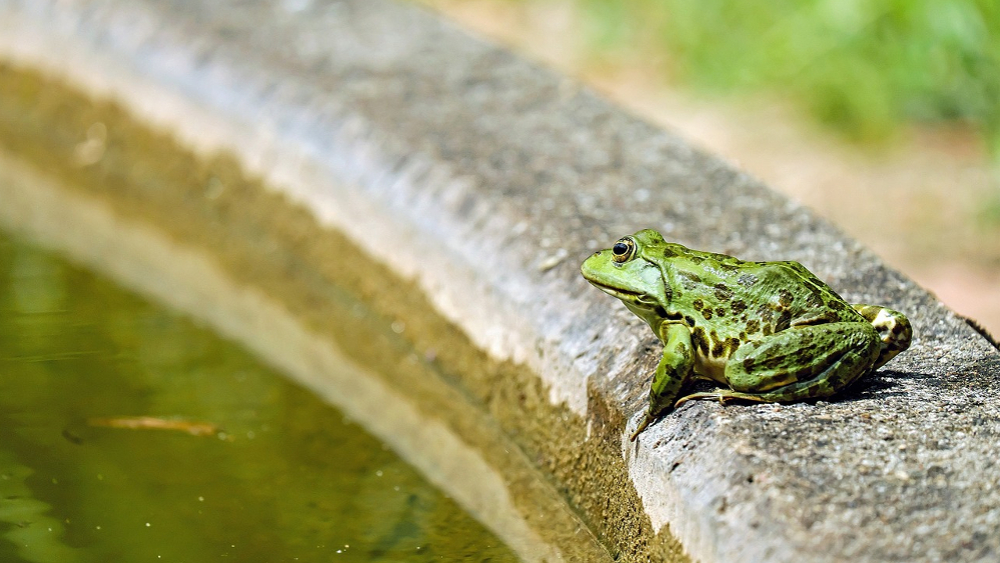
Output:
[{"xmin": 581, "ymin": 229, "xmax": 911, "ymax": 441}]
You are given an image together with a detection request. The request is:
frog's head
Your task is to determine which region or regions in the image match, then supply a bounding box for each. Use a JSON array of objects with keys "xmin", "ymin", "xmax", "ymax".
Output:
[{"xmin": 581, "ymin": 229, "xmax": 670, "ymax": 324}]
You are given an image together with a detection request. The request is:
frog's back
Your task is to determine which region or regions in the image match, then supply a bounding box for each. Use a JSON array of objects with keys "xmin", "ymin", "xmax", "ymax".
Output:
[
  {"xmin": 737, "ymin": 260, "xmax": 864, "ymax": 329},
  {"xmin": 662, "ymin": 247, "xmax": 863, "ymax": 337}
]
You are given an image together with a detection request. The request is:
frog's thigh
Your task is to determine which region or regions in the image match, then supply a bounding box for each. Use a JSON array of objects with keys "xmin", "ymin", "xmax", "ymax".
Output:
[{"xmin": 726, "ymin": 322, "xmax": 880, "ymax": 394}]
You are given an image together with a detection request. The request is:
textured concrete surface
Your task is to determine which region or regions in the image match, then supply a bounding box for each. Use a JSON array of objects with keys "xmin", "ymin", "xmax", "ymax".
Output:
[{"xmin": 2, "ymin": 0, "xmax": 998, "ymax": 561}]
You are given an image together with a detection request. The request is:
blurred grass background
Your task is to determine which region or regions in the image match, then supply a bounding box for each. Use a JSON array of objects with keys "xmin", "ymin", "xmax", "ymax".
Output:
[
  {"xmin": 421, "ymin": 0, "xmax": 1000, "ymax": 334},
  {"xmin": 574, "ymin": 0, "xmax": 1000, "ymax": 150}
]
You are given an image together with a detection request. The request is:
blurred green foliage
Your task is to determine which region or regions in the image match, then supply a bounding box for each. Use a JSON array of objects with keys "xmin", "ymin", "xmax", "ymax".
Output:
[{"xmin": 569, "ymin": 0, "xmax": 1000, "ymax": 150}]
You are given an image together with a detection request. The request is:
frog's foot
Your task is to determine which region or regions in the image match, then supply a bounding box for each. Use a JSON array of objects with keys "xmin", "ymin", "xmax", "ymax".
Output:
[
  {"xmin": 674, "ymin": 390, "xmax": 772, "ymax": 408},
  {"xmin": 852, "ymin": 304, "xmax": 912, "ymax": 369}
]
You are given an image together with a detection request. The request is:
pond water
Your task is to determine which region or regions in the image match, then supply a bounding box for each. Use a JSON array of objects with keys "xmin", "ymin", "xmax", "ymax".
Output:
[{"xmin": 0, "ymin": 227, "xmax": 518, "ymax": 562}]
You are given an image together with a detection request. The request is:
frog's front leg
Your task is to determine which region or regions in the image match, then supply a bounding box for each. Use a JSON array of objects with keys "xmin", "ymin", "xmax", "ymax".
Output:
[{"xmin": 629, "ymin": 323, "xmax": 694, "ymax": 442}]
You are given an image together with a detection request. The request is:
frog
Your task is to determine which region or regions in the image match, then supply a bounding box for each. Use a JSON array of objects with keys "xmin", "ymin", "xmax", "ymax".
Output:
[{"xmin": 581, "ymin": 229, "xmax": 912, "ymax": 442}]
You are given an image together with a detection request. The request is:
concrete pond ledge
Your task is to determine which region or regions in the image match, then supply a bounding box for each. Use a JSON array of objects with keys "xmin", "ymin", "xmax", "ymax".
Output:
[{"xmin": 2, "ymin": 0, "xmax": 999, "ymax": 561}]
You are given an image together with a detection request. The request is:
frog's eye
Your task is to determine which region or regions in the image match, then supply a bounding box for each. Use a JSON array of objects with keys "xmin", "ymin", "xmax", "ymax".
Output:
[{"xmin": 611, "ymin": 238, "xmax": 636, "ymax": 263}]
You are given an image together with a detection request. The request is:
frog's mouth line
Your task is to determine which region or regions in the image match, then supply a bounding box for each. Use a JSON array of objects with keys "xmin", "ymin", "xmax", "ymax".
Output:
[{"xmin": 586, "ymin": 281, "xmax": 651, "ymax": 305}]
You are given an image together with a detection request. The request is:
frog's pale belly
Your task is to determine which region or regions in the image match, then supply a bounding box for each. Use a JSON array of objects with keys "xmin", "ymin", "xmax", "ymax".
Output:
[{"xmin": 692, "ymin": 348, "xmax": 729, "ymax": 384}]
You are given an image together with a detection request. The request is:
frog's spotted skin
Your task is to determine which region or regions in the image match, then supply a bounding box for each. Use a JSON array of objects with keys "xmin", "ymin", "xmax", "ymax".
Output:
[{"xmin": 580, "ymin": 229, "xmax": 912, "ymax": 441}]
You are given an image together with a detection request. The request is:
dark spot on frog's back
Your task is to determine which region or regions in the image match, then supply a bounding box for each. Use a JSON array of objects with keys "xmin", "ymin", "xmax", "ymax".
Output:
[
  {"xmin": 745, "ymin": 319, "xmax": 760, "ymax": 334},
  {"xmin": 684, "ymin": 315, "xmax": 696, "ymax": 327},
  {"xmin": 689, "ymin": 256, "xmax": 705, "ymax": 265},
  {"xmin": 715, "ymin": 307, "xmax": 727, "ymax": 318},
  {"xmin": 714, "ymin": 283, "xmax": 733, "ymax": 301},
  {"xmin": 679, "ymin": 270, "xmax": 703, "ymax": 284},
  {"xmin": 701, "ymin": 308, "xmax": 713, "ymax": 320},
  {"xmin": 731, "ymin": 300, "xmax": 747, "ymax": 314},
  {"xmin": 692, "ymin": 299, "xmax": 704, "ymax": 311},
  {"xmin": 692, "ymin": 327, "xmax": 710, "ymax": 355},
  {"xmin": 663, "ymin": 247, "xmax": 678, "ymax": 258},
  {"xmin": 710, "ymin": 330, "xmax": 725, "ymax": 357},
  {"xmin": 712, "ymin": 342, "xmax": 724, "ymax": 358},
  {"xmin": 776, "ymin": 311, "xmax": 793, "ymax": 332},
  {"xmin": 718, "ymin": 261, "xmax": 739, "ymax": 273},
  {"xmin": 805, "ymin": 290, "xmax": 824, "ymax": 308},
  {"xmin": 778, "ymin": 289, "xmax": 794, "ymax": 307}
]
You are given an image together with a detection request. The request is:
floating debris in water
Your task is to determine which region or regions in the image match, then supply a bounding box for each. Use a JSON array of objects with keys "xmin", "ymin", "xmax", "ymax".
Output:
[{"xmin": 87, "ymin": 416, "xmax": 222, "ymax": 437}]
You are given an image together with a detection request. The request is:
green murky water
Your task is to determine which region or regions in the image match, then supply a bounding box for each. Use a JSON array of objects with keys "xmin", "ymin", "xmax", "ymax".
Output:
[{"xmin": 0, "ymin": 228, "xmax": 518, "ymax": 562}]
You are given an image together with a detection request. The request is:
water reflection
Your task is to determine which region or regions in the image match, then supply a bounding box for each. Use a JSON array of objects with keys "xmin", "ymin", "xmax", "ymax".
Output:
[{"xmin": 0, "ymin": 229, "xmax": 517, "ymax": 562}]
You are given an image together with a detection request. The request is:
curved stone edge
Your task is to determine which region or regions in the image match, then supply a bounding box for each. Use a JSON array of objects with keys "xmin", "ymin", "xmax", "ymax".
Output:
[{"xmin": 2, "ymin": 1, "xmax": 998, "ymax": 562}]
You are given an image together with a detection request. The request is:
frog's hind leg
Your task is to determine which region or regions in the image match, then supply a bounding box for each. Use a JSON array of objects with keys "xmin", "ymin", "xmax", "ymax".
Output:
[
  {"xmin": 673, "ymin": 379, "xmax": 843, "ymax": 409},
  {"xmin": 673, "ymin": 354, "xmax": 864, "ymax": 409},
  {"xmin": 675, "ymin": 322, "xmax": 881, "ymax": 408},
  {"xmin": 852, "ymin": 304, "xmax": 912, "ymax": 369}
]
